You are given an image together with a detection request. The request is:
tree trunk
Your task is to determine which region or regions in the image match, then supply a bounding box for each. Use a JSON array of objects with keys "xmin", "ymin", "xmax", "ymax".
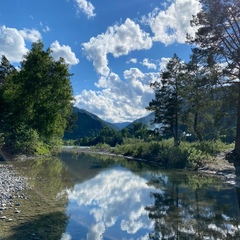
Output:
[
  {"xmin": 174, "ymin": 113, "xmax": 179, "ymax": 147},
  {"xmin": 194, "ymin": 112, "xmax": 203, "ymax": 142},
  {"xmin": 234, "ymin": 82, "xmax": 240, "ymax": 158}
]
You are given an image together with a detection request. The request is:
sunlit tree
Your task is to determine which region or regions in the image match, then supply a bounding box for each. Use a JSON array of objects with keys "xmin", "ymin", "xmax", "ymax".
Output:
[
  {"xmin": 1, "ymin": 41, "xmax": 74, "ymax": 153},
  {"xmin": 188, "ymin": 0, "xmax": 240, "ymax": 156},
  {"xmin": 147, "ymin": 54, "xmax": 186, "ymax": 146}
]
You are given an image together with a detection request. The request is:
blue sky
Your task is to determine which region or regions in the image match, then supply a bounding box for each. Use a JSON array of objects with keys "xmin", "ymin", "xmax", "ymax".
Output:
[{"xmin": 0, "ymin": 0, "xmax": 201, "ymax": 123}]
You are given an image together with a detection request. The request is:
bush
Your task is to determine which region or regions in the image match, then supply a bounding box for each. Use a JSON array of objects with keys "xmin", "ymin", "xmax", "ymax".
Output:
[
  {"xmin": 93, "ymin": 143, "xmax": 111, "ymax": 150},
  {"xmin": 5, "ymin": 126, "xmax": 40, "ymax": 154},
  {"xmin": 191, "ymin": 140, "xmax": 233, "ymax": 155},
  {"xmin": 113, "ymin": 139, "xmax": 233, "ymax": 169}
]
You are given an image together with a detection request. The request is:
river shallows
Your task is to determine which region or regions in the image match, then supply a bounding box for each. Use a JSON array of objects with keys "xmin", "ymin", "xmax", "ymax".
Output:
[{"xmin": 1, "ymin": 152, "xmax": 240, "ymax": 239}]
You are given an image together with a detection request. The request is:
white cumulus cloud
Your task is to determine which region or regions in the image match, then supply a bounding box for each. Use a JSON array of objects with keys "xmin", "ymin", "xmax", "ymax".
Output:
[
  {"xmin": 19, "ymin": 28, "xmax": 42, "ymax": 42},
  {"xmin": 82, "ymin": 18, "xmax": 152, "ymax": 76},
  {"xmin": 75, "ymin": 68, "xmax": 158, "ymax": 122},
  {"xmin": 0, "ymin": 25, "xmax": 42, "ymax": 62},
  {"xmin": 159, "ymin": 57, "xmax": 171, "ymax": 71},
  {"xmin": 60, "ymin": 233, "xmax": 72, "ymax": 240},
  {"xmin": 143, "ymin": 0, "xmax": 201, "ymax": 45},
  {"xmin": 127, "ymin": 58, "xmax": 138, "ymax": 64},
  {"xmin": 141, "ymin": 58, "xmax": 157, "ymax": 70},
  {"xmin": 50, "ymin": 40, "xmax": 79, "ymax": 65},
  {"xmin": 74, "ymin": 0, "xmax": 96, "ymax": 19}
]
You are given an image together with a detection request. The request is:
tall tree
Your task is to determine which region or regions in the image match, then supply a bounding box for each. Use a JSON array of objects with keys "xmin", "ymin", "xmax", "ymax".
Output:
[
  {"xmin": 147, "ymin": 54, "xmax": 185, "ymax": 146},
  {"xmin": 0, "ymin": 56, "xmax": 17, "ymax": 133},
  {"xmin": 187, "ymin": 0, "xmax": 240, "ymax": 155},
  {"xmin": 183, "ymin": 48, "xmax": 225, "ymax": 141},
  {"xmin": 1, "ymin": 41, "xmax": 74, "ymax": 153}
]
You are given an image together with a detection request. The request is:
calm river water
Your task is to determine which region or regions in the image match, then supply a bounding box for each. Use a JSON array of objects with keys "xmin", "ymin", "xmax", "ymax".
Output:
[{"xmin": 1, "ymin": 152, "xmax": 240, "ymax": 239}]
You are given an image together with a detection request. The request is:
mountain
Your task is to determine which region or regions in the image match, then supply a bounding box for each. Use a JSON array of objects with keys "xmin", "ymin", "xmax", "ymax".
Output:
[
  {"xmin": 64, "ymin": 107, "xmax": 119, "ymax": 139},
  {"xmin": 125, "ymin": 112, "xmax": 161, "ymax": 130},
  {"xmin": 112, "ymin": 122, "xmax": 131, "ymax": 130}
]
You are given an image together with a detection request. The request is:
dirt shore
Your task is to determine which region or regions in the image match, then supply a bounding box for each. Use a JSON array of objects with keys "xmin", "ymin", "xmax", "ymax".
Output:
[{"xmin": 197, "ymin": 150, "xmax": 240, "ymax": 187}]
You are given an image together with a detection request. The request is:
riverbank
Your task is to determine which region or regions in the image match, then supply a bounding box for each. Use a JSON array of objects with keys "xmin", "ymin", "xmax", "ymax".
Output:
[
  {"xmin": 0, "ymin": 145, "xmax": 239, "ymax": 219},
  {"xmin": 61, "ymin": 146, "xmax": 240, "ymax": 187}
]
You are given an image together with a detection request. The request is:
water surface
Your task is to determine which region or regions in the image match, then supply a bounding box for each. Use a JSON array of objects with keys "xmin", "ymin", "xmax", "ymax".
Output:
[
  {"xmin": 1, "ymin": 152, "xmax": 240, "ymax": 239},
  {"xmin": 59, "ymin": 153, "xmax": 240, "ymax": 239}
]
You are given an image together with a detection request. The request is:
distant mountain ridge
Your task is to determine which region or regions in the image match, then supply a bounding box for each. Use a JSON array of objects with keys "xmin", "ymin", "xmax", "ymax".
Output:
[
  {"xmin": 64, "ymin": 107, "xmax": 119, "ymax": 139},
  {"xmin": 64, "ymin": 107, "xmax": 157, "ymax": 139},
  {"xmin": 112, "ymin": 122, "xmax": 131, "ymax": 130},
  {"xmin": 126, "ymin": 112, "xmax": 161, "ymax": 130}
]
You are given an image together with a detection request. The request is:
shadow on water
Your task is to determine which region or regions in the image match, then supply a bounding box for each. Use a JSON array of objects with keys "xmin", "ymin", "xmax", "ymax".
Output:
[{"xmin": 7, "ymin": 211, "xmax": 68, "ymax": 240}]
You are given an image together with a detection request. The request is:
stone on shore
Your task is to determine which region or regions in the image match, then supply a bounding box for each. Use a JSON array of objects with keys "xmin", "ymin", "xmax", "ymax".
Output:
[{"xmin": 0, "ymin": 164, "xmax": 29, "ymax": 210}]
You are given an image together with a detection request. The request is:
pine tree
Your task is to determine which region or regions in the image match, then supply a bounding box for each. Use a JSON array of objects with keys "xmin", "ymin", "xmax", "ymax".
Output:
[
  {"xmin": 188, "ymin": 0, "xmax": 240, "ymax": 156},
  {"xmin": 147, "ymin": 54, "xmax": 186, "ymax": 146},
  {"xmin": 183, "ymin": 48, "xmax": 224, "ymax": 141}
]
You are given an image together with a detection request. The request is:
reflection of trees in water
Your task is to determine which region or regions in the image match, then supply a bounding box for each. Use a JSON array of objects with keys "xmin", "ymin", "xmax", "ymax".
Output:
[
  {"xmin": 10, "ymin": 157, "xmax": 73, "ymax": 240},
  {"xmin": 80, "ymin": 152, "xmax": 161, "ymax": 173},
  {"xmin": 146, "ymin": 174, "xmax": 240, "ymax": 239},
  {"xmin": 15, "ymin": 157, "xmax": 73, "ymax": 199}
]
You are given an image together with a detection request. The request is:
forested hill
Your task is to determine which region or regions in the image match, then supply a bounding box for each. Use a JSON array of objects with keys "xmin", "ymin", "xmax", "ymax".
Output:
[{"xmin": 64, "ymin": 107, "xmax": 119, "ymax": 139}]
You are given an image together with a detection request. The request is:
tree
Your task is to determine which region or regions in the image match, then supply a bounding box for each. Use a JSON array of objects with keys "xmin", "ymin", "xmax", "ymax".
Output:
[
  {"xmin": 0, "ymin": 55, "xmax": 17, "ymax": 85},
  {"xmin": 147, "ymin": 54, "xmax": 186, "ymax": 146},
  {"xmin": 1, "ymin": 41, "xmax": 74, "ymax": 154},
  {"xmin": 183, "ymin": 48, "xmax": 225, "ymax": 141},
  {"xmin": 128, "ymin": 122, "xmax": 149, "ymax": 140},
  {"xmin": 187, "ymin": 0, "xmax": 240, "ymax": 155},
  {"xmin": 0, "ymin": 55, "xmax": 17, "ymax": 123}
]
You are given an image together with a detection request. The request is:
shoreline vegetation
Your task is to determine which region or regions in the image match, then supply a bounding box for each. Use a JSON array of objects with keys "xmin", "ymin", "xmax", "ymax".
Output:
[
  {"xmin": 61, "ymin": 139, "xmax": 240, "ymax": 187},
  {"xmin": 63, "ymin": 139, "xmax": 234, "ymax": 168},
  {"xmin": 0, "ymin": 139, "xmax": 239, "ymax": 236}
]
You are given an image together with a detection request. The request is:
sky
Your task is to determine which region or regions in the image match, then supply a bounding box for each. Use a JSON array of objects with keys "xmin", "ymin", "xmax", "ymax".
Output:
[{"xmin": 0, "ymin": 0, "xmax": 202, "ymax": 123}]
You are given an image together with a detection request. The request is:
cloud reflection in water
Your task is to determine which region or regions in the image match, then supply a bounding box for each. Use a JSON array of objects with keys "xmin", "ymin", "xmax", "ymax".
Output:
[{"xmin": 65, "ymin": 167, "xmax": 162, "ymax": 239}]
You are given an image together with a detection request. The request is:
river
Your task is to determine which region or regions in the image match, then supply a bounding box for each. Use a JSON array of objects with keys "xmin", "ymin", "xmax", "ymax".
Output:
[{"xmin": 1, "ymin": 152, "xmax": 240, "ymax": 239}]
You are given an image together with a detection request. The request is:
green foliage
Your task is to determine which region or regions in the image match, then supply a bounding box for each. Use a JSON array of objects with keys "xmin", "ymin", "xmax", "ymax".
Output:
[
  {"xmin": 76, "ymin": 127, "xmax": 123, "ymax": 147},
  {"xmin": 187, "ymin": 0, "xmax": 240, "ymax": 154},
  {"xmin": 113, "ymin": 139, "xmax": 233, "ymax": 169},
  {"xmin": 92, "ymin": 143, "xmax": 111, "ymax": 150},
  {"xmin": 147, "ymin": 54, "xmax": 186, "ymax": 146},
  {"xmin": 0, "ymin": 41, "xmax": 74, "ymax": 154},
  {"xmin": 5, "ymin": 126, "xmax": 41, "ymax": 155},
  {"xmin": 63, "ymin": 139, "xmax": 76, "ymax": 146}
]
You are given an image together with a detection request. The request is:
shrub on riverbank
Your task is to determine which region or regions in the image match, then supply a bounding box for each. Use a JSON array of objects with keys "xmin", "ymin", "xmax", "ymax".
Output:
[{"xmin": 112, "ymin": 139, "xmax": 234, "ymax": 169}]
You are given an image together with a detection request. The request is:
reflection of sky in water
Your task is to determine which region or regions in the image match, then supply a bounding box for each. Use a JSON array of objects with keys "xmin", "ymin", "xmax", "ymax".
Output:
[{"xmin": 62, "ymin": 166, "xmax": 162, "ymax": 240}]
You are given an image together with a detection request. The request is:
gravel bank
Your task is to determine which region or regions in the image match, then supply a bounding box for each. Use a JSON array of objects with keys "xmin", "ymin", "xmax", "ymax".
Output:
[{"xmin": 0, "ymin": 164, "xmax": 29, "ymax": 220}]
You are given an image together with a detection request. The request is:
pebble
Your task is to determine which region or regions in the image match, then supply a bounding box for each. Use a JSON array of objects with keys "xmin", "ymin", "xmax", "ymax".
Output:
[{"xmin": 0, "ymin": 164, "xmax": 29, "ymax": 220}]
